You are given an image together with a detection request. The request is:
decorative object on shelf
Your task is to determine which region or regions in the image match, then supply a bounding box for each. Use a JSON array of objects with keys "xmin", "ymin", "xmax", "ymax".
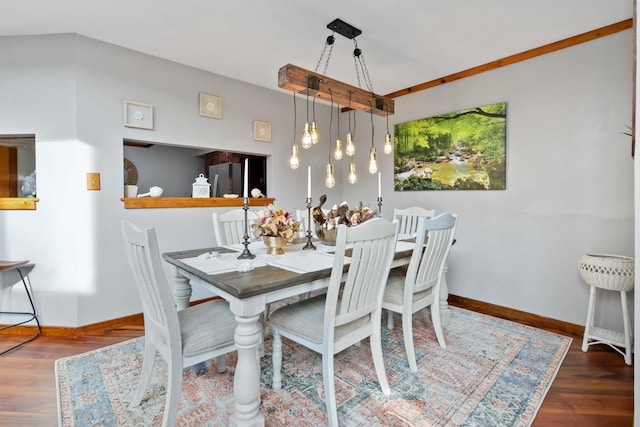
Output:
[
  {"xmin": 253, "ymin": 121, "xmax": 271, "ymax": 142},
  {"xmin": 137, "ymin": 186, "xmax": 163, "ymax": 198},
  {"xmin": 21, "ymin": 170, "xmax": 36, "ymax": 197},
  {"xmin": 123, "ymin": 158, "xmax": 139, "ymax": 198},
  {"xmin": 124, "ymin": 101, "xmax": 153, "ymax": 129},
  {"xmin": 282, "ymin": 18, "xmax": 394, "ymax": 179},
  {"xmin": 192, "ymin": 174, "xmax": 211, "ymax": 198},
  {"xmin": 251, "ymin": 188, "xmax": 265, "ymax": 198},
  {"xmin": 252, "ymin": 204, "xmax": 300, "ymax": 244},
  {"xmin": 262, "ymin": 236, "xmax": 287, "ymax": 255},
  {"xmin": 312, "ymin": 194, "xmax": 376, "ymax": 245},
  {"xmin": 199, "ymin": 93, "xmax": 222, "ymax": 119}
]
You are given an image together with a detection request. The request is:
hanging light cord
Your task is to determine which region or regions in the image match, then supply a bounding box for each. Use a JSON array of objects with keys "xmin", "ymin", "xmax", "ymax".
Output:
[
  {"xmin": 329, "ymin": 89, "xmax": 334, "ymax": 162},
  {"xmin": 370, "ymin": 101, "xmax": 374, "ymax": 147},
  {"xmin": 293, "ymin": 91, "xmax": 297, "ymax": 143}
]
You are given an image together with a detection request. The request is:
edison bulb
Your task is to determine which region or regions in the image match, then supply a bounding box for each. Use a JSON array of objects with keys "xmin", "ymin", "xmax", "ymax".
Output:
[
  {"xmin": 368, "ymin": 147, "xmax": 378, "ymax": 174},
  {"xmin": 310, "ymin": 121, "xmax": 319, "ymax": 145},
  {"xmin": 289, "ymin": 145, "xmax": 299, "ymax": 169},
  {"xmin": 325, "ymin": 164, "xmax": 335, "ymax": 188},
  {"xmin": 345, "ymin": 133, "xmax": 355, "ymax": 156},
  {"xmin": 302, "ymin": 123, "xmax": 312, "ymax": 149},
  {"xmin": 383, "ymin": 132, "xmax": 392, "ymax": 154},
  {"xmin": 334, "ymin": 139, "xmax": 343, "ymax": 160},
  {"xmin": 348, "ymin": 162, "xmax": 357, "ymax": 184}
]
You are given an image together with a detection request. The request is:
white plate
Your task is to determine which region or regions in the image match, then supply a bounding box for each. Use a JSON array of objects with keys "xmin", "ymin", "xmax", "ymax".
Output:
[{"xmin": 223, "ymin": 194, "xmax": 239, "ymax": 198}]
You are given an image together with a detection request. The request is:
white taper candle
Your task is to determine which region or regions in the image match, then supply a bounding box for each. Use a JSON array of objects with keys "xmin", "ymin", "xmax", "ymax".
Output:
[
  {"xmin": 378, "ymin": 172, "xmax": 381, "ymax": 198},
  {"xmin": 244, "ymin": 159, "xmax": 249, "ymax": 198},
  {"xmin": 307, "ymin": 165, "xmax": 311, "ymax": 198}
]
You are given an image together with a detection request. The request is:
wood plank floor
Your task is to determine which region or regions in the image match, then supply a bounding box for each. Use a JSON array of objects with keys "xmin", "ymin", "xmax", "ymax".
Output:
[{"xmin": 0, "ymin": 323, "xmax": 633, "ymax": 426}]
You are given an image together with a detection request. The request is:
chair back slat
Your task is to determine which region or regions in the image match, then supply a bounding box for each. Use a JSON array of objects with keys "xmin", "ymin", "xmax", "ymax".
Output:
[
  {"xmin": 393, "ymin": 207, "xmax": 435, "ymax": 236},
  {"xmin": 328, "ymin": 219, "xmax": 398, "ymax": 328}
]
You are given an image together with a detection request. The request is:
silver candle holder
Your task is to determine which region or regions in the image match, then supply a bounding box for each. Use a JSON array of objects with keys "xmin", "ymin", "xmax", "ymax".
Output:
[{"xmin": 237, "ymin": 197, "xmax": 256, "ymax": 259}]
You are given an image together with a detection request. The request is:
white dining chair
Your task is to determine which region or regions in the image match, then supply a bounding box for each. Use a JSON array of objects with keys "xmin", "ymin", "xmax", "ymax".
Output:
[
  {"xmin": 393, "ymin": 206, "xmax": 436, "ymax": 238},
  {"xmin": 121, "ymin": 221, "xmax": 237, "ymax": 427},
  {"xmin": 382, "ymin": 213, "xmax": 457, "ymax": 372},
  {"xmin": 212, "ymin": 208, "xmax": 263, "ymax": 246},
  {"xmin": 270, "ymin": 218, "xmax": 398, "ymax": 427},
  {"xmin": 387, "ymin": 206, "xmax": 437, "ymax": 329}
]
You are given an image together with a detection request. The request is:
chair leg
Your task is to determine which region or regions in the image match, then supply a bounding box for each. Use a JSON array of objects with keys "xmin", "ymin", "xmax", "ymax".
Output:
[
  {"xmin": 322, "ymin": 353, "xmax": 339, "ymax": 427},
  {"xmin": 386, "ymin": 309, "xmax": 395, "ymax": 329},
  {"xmin": 215, "ymin": 355, "xmax": 227, "ymax": 373},
  {"xmin": 130, "ymin": 339, "xmax": 157, "ymax": 407},
  {"xmin": 582, "ymin": 286, "xmax": 597, "ymax": 352},
  {"xmin": 163, "ymin": 356, "xmax": 183, "ymax": 427},
  {"xmin": 620, "ymin": 291, "xmax": 633, "ymax": 366},
  {"xmin": 402, "ymin": 311, "xmax": 418, "ymax": 372},
  {"xmin": 272, "ymin": 331, "xmax": 283, "ymax": 390},
  {"xmin": 431, "ymin": 301, "xmax": 447, "ymax": 349},
  {"xmin": 369, "ymin": 327, "xmax": 391, "ymax": 395}
]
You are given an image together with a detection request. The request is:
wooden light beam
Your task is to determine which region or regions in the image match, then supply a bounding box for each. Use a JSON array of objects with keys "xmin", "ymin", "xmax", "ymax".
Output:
[{"xmin": 278, "ymin": 63, "xmax": 394, "ymax": 116}]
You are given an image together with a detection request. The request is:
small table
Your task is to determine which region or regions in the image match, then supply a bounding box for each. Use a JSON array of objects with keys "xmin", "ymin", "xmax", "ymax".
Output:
[
  {"xmin": 163, "ymin": 240, "xmax": 451, "ymax": 426},
  {"xmin": 0, "ymin": 260, "xmax": 40, "ymax": 355}
]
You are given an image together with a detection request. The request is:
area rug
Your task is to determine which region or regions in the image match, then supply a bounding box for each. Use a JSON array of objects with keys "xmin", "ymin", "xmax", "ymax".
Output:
[{"xmin": 55, "ymin": 307, "xmax": 571, "ymax": 426}]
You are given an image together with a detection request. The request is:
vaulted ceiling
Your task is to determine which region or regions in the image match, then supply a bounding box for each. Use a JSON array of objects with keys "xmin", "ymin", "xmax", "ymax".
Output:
[{"xmin": 1, "ymin": 1, "xmax": 633, "ymax": 97}]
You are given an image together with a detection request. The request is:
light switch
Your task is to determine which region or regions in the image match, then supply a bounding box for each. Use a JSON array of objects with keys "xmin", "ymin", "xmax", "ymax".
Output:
[{"xmin": 87, "ymin": 173, "xmax": 101, "ymax": 190}]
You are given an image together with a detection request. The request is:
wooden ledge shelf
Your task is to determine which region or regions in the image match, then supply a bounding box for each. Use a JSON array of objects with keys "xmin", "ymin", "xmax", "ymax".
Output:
[
  {"xmin": 121, "ymin": 197, "xmax": 275, "ymax": 209},
  {"xmin": 0, "ymin": 198, "xmax": 39, "ymax": 210}
]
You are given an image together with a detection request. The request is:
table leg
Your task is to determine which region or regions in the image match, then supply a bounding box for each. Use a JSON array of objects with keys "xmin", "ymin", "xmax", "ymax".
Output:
[
  {"xmin": 229, "ymin": 298, "xmax": 265, "ymax": 427},
  {"xmin": 170, "ymin": 266, "xmax": 192, "ymax": 311},
  {"xmin": 439, "ymin": 263, "xmax": 450, "ymax": 327}
]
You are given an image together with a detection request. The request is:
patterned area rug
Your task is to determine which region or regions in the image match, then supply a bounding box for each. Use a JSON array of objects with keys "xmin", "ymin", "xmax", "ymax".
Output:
[{"xmin": 55, "ymin": 307, "xmax": 571, "ymax": 426}]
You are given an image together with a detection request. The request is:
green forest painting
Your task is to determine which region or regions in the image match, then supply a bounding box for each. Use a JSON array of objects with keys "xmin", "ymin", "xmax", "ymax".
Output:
[{"xmin": 394, "ymin": 101, "xmax": 506, "ymax": 191}]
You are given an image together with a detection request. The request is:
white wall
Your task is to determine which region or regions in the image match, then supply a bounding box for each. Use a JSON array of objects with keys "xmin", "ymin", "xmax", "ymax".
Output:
[
  {"xmin": 345, "ymin": 30, "xmax": 634, "ymax": 328},
  {"xmin": 0, "ymin": 34, "xmax": 342, "ymax": 326},
  {"xmin": 0, "ymin": 30, "xmax": 633, "ymax": 330}
]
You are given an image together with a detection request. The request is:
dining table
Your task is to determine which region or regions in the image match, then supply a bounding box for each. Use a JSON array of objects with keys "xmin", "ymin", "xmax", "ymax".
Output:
[{"xmin": 162, "ymin": 237, "xmax": 451, "ymax": 426}]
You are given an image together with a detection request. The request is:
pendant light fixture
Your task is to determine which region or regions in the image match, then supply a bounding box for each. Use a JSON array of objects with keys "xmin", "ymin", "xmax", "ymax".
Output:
[
  {"xmin": 301, "ymin": 88, "xmax": 312, "ymax": 149},
  {"xmin": 334, "ymin": 104, "xmax": 343, "ymax": 160},
  {"xmin": 345, "ymin": 91, "xmax": 355, "ymax": 157},
  {"xmin": 383, "ymin": 103, "xmax": 392, "ymax": 155},
  {"xmin": 289, "ymin": 92, "xmax": 300, "ymax": 169},
  {"xmin": 279, "ymin": 18, "xmax": 395, "ymax": 182},
  {"xmin": 368, "ymin": 102, "xmax": 378, "ymax": 174},
  {"xmin": 325, "ymin": 89, "xmax": 335, "ymax": 188},
  {"xmin": 311, "ymin": 96, "xmax": 319, "ymax": 145}
]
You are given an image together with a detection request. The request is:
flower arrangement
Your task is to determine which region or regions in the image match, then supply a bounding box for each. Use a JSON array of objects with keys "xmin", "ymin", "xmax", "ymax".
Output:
[
  {"xmin": 252, "ymin": 205, "xmax": 300, "ymax": 243},
  {"xmin": 346, "ymin": 204, "xmax": 376, "ymax": 226}
]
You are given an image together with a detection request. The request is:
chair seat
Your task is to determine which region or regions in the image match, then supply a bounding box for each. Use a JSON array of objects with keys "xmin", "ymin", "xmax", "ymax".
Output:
[
  {"xmin": 179, "ymin": 300, "xmax": 236, "ymax": 357},
  {"xmin": 384, "ymin": 274, "xmax": 433, "ymax": 306},
  {"xmin": 270, "ymin": 294, "xmax": 370, "ymax": 345}
]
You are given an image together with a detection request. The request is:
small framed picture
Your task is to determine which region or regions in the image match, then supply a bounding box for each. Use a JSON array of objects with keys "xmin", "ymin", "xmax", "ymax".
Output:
[
  {"xmin": 124, "ymin": 101, "xmax": 153, "ymax": 129},
  {"xmin": 254, "ymin": 121, "xmax": 271, "ymax": 142},
  {"xmin": 199, "ymin": 93, "xmax": 222, "ymax": 119}
]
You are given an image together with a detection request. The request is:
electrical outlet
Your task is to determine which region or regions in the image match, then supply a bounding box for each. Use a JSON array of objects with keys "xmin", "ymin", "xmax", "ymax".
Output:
[{"xmin": 87, "ymin": 173, "xmax": 101, "ymax": 190}]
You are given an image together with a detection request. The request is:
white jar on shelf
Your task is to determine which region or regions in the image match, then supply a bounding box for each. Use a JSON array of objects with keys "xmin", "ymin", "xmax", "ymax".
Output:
[{"xmin": 192, "ymin": 174, "xmax": 211, "ymax": 198}]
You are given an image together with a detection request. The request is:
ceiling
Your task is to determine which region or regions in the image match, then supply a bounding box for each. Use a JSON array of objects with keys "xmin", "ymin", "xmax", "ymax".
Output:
[{"xmin": 0, "ymin": 1, "xmax": 633, "ymax": 97}]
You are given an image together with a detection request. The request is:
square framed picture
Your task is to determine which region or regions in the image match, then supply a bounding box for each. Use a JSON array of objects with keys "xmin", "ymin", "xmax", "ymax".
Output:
[
  {"xmin": 253, "ymin": 121, "xmax": 271, "ymax": 142},
  {"xmin": 199, "ymin": 93, "xmax": 222, "ymax": 119},
  {"xmin": 124, "ymin": 101, "xmax": 153, "ymax": 129}
]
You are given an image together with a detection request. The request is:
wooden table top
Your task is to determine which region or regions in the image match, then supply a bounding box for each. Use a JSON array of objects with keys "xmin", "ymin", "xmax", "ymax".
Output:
[{"xmin": 163, "ymin": 242, "xmax": 414, "ymax": 300}]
